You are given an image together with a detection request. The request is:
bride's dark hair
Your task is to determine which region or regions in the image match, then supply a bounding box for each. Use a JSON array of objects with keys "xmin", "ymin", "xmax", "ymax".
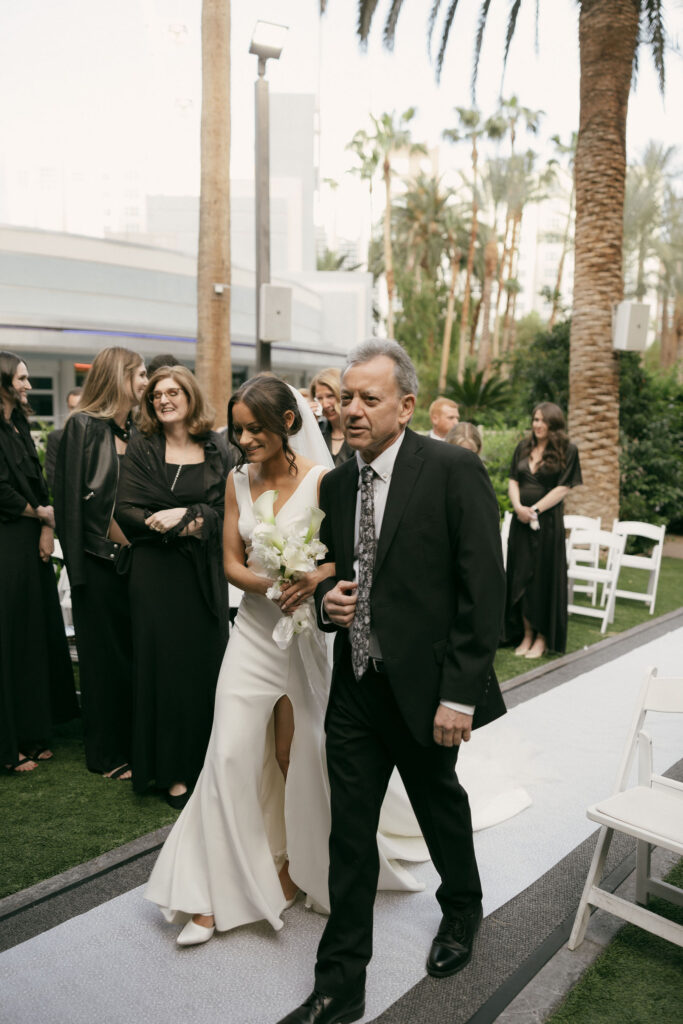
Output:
[{"xmin": 228, "ymin": 374, "xmax": 303, "ymax": 475}]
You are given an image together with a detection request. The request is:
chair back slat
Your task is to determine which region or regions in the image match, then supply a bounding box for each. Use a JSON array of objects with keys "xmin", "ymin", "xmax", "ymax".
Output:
[{"xmin": 643, "ymin": 676, "xmax": 683, "ymax": 714}]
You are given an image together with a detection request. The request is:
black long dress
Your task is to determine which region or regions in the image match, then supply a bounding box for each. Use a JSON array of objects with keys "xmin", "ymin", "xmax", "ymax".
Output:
[
  {"xmin": 504, "ymin": 440, "xmax": 582, "ymax": 654},
  {"xmin": 116, "ymin": 433, "xmax": 231, "ymax": 794},
  {"xmin": 0, "ymin": 411, "xmax": 77, "ymax": 766}
]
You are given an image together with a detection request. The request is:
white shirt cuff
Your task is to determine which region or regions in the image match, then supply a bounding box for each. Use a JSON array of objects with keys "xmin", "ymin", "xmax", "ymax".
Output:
[{"xmin": 440, "ymin": 700, "xmax": 475, "ymax": 716}]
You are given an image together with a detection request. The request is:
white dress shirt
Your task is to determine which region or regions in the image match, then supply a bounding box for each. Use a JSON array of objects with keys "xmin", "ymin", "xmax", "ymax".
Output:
[
  {"xmin": 347, "ymin": 432, "xmax": 474, "ymax": 717},
  {"xmin": 428, "ymin": 429, "xmax": 445, "ymax": 441}
]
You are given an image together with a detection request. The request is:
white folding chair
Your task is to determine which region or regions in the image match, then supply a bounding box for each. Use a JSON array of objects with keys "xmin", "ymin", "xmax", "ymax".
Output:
[
  {"xmin": 500, "ymin": 510, "xmax": 512, "ymax": 570},
  {"xmin": 565, "ymin": 515, "xmax": 601, "ymax": 605},
  {"xmin": 603, "ymin": 520, "xmax": 667, "ymax": 615},
  {"xmin": 569, "ymin": 666, "xmax": 683, "ymax": 950},
  {"xmin": 566, "ymin": 529, "xmax": 625, "ymax": 634}
]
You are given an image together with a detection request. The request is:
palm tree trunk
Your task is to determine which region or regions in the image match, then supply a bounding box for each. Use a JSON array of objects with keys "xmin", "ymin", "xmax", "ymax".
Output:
[
  {"xmin": 492, "ymin": 209, "xmax": 513, "ymax": 357},
  {"xmin": 566, "ymin": 0, "xmax": 638, "ymax": 523},
  {"xmin": 383, "ymin": 158, "xmax": 395, "ymax": 338},
  {"xmin": 659, "ymin": 293, "xmax": 674, "ymax": 368},
  {"xmin": 548, "ymin": 186, "xmax": 574, "ymax": 329},
  {"xmin": 477, "ymin": 239, "xmax": 498, "ymax": 374},
  {"xmin": 196, "ymin": 0, "xmax": 231, "ymax": 427},
  {"xmin": 438, "ymin": 246, "xmax": 460, "ymax": 392},
  {"xmin": 458, "ymin": 137, "xmax": 479, "ymax": 381}
]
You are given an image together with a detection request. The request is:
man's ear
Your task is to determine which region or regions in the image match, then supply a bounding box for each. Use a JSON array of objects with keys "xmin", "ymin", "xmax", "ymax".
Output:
[{"xmin": 399, "ymin": 393, "xmax": 416, "ymax": 425}]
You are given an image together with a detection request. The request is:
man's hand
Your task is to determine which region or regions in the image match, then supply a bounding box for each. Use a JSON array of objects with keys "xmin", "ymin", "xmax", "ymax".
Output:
[
  {"xmin": 323, "ymin": 580, "xmax": 358, "ymax": 628},
  {"xmin": 433, "ymin": 705, "xmax": 473, "ymax": 747}
]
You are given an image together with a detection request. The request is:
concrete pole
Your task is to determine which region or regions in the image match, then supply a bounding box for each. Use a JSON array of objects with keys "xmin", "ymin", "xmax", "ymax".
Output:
[{"xmin": 255, "ymin": 58, "xmax": 271, "ymax": 372}]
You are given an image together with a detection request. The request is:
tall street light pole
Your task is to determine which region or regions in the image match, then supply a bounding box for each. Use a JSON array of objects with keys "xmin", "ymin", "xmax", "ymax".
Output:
[{"xmin": 249, "ymin": 21, "xmax": 288, "ymax": 373}]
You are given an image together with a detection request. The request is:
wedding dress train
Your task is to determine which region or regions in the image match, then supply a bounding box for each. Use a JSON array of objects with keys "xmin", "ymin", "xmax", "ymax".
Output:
[{"xmin": 146, "ymin": 463, "xmax": 532, "ymax": 935}]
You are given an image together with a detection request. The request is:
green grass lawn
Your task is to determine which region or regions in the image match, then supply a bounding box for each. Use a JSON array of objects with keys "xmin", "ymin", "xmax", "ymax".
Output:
[
  {"xmin": 494, "ymin": 556, "xmax": 683, "ymax": 683},
  {"xmin": 1, "ymin": 558, "xmax": 681, "ymax": 901},
  {"xmin": 546, "ymin": 860, "xmax": 683, "ymax": 1024}
]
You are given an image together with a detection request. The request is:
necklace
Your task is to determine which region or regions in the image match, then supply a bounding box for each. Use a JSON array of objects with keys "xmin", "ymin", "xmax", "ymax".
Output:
[
  {"xmin": 110, "ymin": 414, "xmax": 132, "ymax": 443},
  {"xmin": 170, "ymin": 464, "xmax": 183, "ymax": 492}
]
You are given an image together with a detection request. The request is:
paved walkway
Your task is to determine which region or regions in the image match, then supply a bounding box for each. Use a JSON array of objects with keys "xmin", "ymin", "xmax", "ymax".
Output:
[{"xmin": 1, "ymin": 610, "xmax": 681, "ymax": 1024}]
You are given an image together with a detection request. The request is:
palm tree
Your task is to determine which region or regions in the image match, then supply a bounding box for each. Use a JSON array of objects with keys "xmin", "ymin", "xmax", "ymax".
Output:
[
  {"xmin": 347, "ymin": 109, "xmax": 426, "ymax": 337},
  {"xmin": 195, "ymin": 0, "xmax": 231, "ymax": 427},
  {"xmin": 656, "ymin": 185, "xmax": 683, "ymax": 368},
  {"xmin": 392, "ymin": 174, "xmax": 465, "ymax": 380},
  {"xmin": 623, "ymin": 141, "xmax": 677, "ymax": 301},
  {"xmin": 443, "ymin": 107, "xmax": 505, "ymax": 381},
  {"xmin": 547, "ymin": 132, "xmax": 577, "ymax": 330},
  {"xmin": 347, "ymin": 0, "xmax": 668, "ymax": 524}
]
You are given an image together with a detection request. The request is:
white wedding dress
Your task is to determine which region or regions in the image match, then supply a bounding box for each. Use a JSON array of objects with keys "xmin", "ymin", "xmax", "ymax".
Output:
[{"xmin": 145, "ymin": 464, "xmax": 424, "ymax": 935}]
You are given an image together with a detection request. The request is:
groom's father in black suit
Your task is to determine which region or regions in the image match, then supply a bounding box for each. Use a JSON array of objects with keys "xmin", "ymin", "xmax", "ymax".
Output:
[{"xmin": 277, "ymin": 340, "xmax": 506, "ymax": 1024}]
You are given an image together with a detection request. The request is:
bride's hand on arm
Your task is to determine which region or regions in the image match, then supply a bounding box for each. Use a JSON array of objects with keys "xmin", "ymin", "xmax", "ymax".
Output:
[
  {"xmin": 279, "ymin": 562, "xmax": 335, "ymax": 613},
  {"xmin": 222, "ymin": 474, "xmax": 271, "ymax": 596}
]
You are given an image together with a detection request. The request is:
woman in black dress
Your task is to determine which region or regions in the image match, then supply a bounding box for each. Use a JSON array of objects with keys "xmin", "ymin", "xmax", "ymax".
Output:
[
  {"xmin": 310, "ymin": 368, "xmax": 353, "ymax": 467},
  {"xmin": 504, "ymin": 402, "xmax": 582, "ymax": 658},
  {"xmin": 54, "ymin": 346, "xmax": 148, "ymax": 780},
  {"xmin": 0, "ymin": 352, "xmax": 77, "ymax": 772},
  {"xmin": 116, "ymin": 366, "xmax": 231, "ymax": 809}
]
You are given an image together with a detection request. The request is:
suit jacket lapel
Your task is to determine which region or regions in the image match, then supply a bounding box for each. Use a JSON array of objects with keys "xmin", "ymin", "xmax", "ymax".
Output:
[
  {"xmin": 337, "ymin": 457, "xmax": 358, "ymax": 577},
  {"xmin": 374, "ymin": 429, "xmax": 424, "ymax": 578}
]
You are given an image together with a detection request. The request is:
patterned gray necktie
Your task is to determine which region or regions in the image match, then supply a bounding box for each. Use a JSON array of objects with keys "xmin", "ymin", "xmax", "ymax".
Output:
[{"xmin": 351, "ymin": 464, "xmax": 376, "ymax": 680}]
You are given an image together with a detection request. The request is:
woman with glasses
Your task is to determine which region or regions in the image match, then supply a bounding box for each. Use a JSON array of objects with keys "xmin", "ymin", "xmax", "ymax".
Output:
[
  {"xmin": 55, "ymin": 346, "xmax": 148, "ymax": 780},
  {"xmin": 116, "ymin": 365, "xmax": 232, "ymax": 808}
]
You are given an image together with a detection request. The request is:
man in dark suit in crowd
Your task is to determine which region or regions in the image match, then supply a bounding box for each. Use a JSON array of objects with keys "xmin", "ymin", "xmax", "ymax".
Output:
[
  {"xmin": 277, "ymin": 340, "xmax": 506, "ymax": 1024},
  {"xmin": 45, "ymin": 387, "xmax": 82, "ymax": 491}
]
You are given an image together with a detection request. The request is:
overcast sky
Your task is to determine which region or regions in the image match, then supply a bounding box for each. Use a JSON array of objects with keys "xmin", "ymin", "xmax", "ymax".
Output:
[{"xmin": 1, "ymin": 0, "xmax": 681, "ymax": 227}]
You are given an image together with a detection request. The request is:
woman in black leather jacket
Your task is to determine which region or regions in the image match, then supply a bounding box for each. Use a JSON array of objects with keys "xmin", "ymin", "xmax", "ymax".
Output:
[
  {"xmin": 54, "ymin": 346, "xmax": 147, "ymax": 779},
  {"xmin": 116, "ymin": 366, "xmax": 232, "ymax": 808},
  {"xmin": 0, "ymin": 352, "xmax": 77, "ymax": 772}
]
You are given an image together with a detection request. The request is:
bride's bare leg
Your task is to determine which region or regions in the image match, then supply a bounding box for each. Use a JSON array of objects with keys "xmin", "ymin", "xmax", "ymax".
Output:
[
  {"xmin": 514, "ymin": 617, "xmax": 534, "ymax": 656},
  {"xmin": 273, "ymin": 696, "xmax": 299, "ymax": 900},
  {"xmin": 274, "ymin": 695, "xmax": 294, "ymax": 781},
  {"xmin": 278, "ymin": 860, "xmax": 299, "ymax": 901}
]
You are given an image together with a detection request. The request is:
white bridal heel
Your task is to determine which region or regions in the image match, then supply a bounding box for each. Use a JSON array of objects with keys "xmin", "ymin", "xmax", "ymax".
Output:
[{"xmin": 177, "ymin": 919, "xmax": 215, "ymax": 946}]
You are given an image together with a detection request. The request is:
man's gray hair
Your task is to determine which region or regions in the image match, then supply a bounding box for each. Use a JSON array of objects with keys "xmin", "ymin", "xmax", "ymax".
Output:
[{"xmin": 343, "ymin": 339, "xmax": 419, "ymax": 397}]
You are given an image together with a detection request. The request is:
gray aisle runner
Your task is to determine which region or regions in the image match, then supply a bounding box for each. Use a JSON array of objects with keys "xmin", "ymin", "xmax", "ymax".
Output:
[{"xmin": 0, "ymin": 626, "xmax": 681, "ymax": 1024}]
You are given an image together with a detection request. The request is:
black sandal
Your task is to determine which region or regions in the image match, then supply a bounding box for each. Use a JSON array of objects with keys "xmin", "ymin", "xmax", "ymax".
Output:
[
  {"xmin": 27, "ymin": 747, "xmax": 54, "ymax": 761},
  {"xmin": 103, "ymin": 763, "xmax": 131, "ymax": 780},
  {"xmin": 4, "ymin": 756, "xmax": 39, "ymax": 775}
]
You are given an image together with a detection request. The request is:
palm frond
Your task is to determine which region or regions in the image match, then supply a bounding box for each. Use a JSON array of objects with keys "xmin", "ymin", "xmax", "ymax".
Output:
[
  {"xmin": 358, "ymin": 0, "xmax": 381, "ymax": 45},
  {"xmin": 641, "ymin": 0, "xmax": 666, "ymax": 93},
  {"xmin": 384, "ymin": 0, "xmax": 406, "ymax": 51},
  {"xmin": 427, "ymin": 0, "xmax": 444, "ymax": 57},
  {"xmin": 470, "ymin": 0, "xmax": 493, "ymax": 100},
  {"xmin": 503, "ymin": 0, "xmax": 523, "ymax": 70},
  {"xmin": 435, "ymin": 0, "xmax": 464, "ymax": 82}
]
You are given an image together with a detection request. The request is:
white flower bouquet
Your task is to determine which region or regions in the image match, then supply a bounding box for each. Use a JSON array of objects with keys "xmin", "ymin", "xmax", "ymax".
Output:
[{"xmin": 250, "ymin": 489, "xmax": 327, "ymax": 649}]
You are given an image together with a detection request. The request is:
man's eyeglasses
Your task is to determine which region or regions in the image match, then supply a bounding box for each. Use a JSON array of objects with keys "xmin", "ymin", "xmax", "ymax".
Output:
[{"xmin": 149, "ymin": 388, "xmax": 185, "ymax": 403}]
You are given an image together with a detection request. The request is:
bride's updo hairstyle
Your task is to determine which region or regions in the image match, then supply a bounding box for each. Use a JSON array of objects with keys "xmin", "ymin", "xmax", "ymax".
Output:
[{"xmin": 228, "ymin": 374, "xmax": 303, "ymax": 475}]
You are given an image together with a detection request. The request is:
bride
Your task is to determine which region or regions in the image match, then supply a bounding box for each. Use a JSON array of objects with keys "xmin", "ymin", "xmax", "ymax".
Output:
[{"xmin": 145, "ymin": 375, "xmax": 425, "ymax": 945}]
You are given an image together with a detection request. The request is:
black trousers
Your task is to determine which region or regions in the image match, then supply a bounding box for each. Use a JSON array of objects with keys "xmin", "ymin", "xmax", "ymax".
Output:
[
  {"xmin": 315, "ymin": 662, "xmax": 482, "ymax": 998},
  {"xmin": 71, "ymin": 554, "xmax": 133, "ymax": 775}
]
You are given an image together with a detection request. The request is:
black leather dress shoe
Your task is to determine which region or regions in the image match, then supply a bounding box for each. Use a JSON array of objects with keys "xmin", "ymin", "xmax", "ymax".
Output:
[
  {"xmin": 275, "ymin": 989, "xmax": 365, "ymax": 1024},
  {"xmin": 426, "ymin": 905, "xmax": 483, "ymax": 978}
]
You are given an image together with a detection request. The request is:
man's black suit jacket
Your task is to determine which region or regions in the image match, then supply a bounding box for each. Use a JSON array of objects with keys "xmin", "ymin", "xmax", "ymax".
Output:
[{"xmin": 315, "ymin": 428, "xmax": 507, "ymax": 747}]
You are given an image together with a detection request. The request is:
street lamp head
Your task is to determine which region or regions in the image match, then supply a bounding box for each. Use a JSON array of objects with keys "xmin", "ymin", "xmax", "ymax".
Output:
[{"xmin": 249, "ymin": 20, "xmax": 288, "ymax": 68}]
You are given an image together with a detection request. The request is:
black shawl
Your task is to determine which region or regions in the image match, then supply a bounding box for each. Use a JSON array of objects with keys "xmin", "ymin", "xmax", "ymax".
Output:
[{"xmin": 116, "ymin": 431, "xmax": 233, "ymax": 620}]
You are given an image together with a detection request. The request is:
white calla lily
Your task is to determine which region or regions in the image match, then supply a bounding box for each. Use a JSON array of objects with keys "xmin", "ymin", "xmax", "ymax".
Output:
[{"xmin": 252, "ymin": 489, "xmax": 278, "ymax": 525}]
